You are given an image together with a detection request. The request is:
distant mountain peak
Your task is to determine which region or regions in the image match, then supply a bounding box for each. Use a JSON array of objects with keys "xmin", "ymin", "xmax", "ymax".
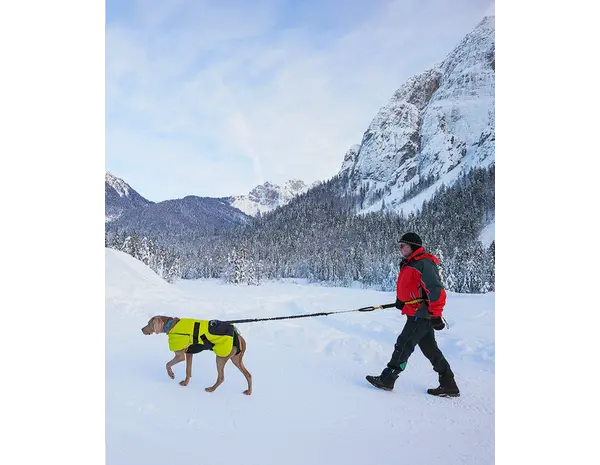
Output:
[
  {"xmin": 105, "ymin": 171, "xmax": 153, "ymax": 222},
  {"xmin": 229, "ymin": 180, "xmax": 309, "ymax": 216},
  {"xmin": 106, "ymin": 171, "xmax": 133, "ymax": 198}
]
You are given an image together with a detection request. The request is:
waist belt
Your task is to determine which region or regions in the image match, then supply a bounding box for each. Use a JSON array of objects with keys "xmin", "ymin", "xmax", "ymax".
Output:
[{"xmin": 404, "ymin": 298, "xmax": 425, "ymax": 305}]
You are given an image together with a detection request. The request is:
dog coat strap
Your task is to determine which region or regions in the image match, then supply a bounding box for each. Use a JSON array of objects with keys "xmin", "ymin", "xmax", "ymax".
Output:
[
  {"xmin": 200, "ymin": 334, "xmax": 215, "ymax": 350},
  {"xmin": 191, "ymin": 321, "xmax": 214, "ymax": 350},
  {"xmin": 193, "ymin": 322, "xmax": 200, "ymax": 345}
]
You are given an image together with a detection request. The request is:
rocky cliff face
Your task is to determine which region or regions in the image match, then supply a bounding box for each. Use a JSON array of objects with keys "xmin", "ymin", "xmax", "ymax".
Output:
[{"xmin": 340, "ymin": 16, "xmax": 495, "ymax": 214}]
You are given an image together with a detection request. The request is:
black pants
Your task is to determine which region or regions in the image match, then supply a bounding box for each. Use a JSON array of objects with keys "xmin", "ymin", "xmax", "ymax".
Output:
[{"xmin": 388, "ymin": 316, "xmax": 455, "ymax": 382}]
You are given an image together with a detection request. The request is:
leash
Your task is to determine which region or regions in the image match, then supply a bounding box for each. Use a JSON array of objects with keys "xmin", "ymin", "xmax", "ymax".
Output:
[{"xmin": 226, "ymin": 303, "xmax": 398, "ymax": 324}]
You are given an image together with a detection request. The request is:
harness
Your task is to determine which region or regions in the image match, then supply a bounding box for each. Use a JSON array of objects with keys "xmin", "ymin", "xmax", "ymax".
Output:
[
  {"xmin": 188, "ymin": 322, "xmax": 241, "ymax": 355},
  {"xmin": 192, "ymin": 321, "xmax": 215, "ymax": 349}
]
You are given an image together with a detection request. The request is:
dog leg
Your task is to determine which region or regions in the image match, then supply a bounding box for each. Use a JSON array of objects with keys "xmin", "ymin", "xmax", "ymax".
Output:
[
  {"xmin": 230, "ymin": 334, "xmax": 252, "ymax": 395},
  {"xmin": 205, "ymin": 356, "xmax": 229, "ymax": 392},
  {"xmin": 179, "ymin": 353, "xmax": 193, "ymax": 386},
  {"xmin": 166, "ymin": 350, "xmax": 185, "ymax": 380},
  {"xmin": 231, "ymin": 353, "xmax": 252, "ymax": 395}
]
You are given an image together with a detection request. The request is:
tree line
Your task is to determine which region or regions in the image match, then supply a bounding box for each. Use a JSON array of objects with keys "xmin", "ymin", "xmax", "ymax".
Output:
[{"xmin": 106, "ymin": 165, "xmax": 495, "ymax": 293}]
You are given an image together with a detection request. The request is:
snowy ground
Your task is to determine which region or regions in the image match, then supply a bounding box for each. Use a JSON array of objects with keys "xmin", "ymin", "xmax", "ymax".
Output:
[{"xmin": 106, "ymin": 248, "xmax": 494, "ymax": 465}]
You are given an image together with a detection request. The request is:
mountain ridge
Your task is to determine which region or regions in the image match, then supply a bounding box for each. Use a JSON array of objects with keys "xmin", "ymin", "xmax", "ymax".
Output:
[
  {"xmin": 340, "ymin": 16, "xmax": 495, "ymax": 216},
  {"xmin": 105, "ymin": 15, "xmax": 495, "ymax": 254},
  {"xmin": 105, "ymin": 172, "xmax": 153, "ymax": 223}
]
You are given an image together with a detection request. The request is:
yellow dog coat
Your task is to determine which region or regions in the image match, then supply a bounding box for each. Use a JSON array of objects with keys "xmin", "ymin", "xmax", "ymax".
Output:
[{"xmin": 167, "ymin": 319, "xmax": 236, "ymax": 357}]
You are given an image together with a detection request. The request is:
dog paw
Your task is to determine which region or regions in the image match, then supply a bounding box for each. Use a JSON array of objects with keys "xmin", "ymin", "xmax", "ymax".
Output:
[
  {"xmin": 179, "ymin": 380, "xmax": 189, "ymax": 387},
  {"xmin": 243, "ymin": 390, "xmax": 252, "ymax": 396},
  {"xmin": 205, "ymin": 387, "xmax": 215, "ymax": 392}
]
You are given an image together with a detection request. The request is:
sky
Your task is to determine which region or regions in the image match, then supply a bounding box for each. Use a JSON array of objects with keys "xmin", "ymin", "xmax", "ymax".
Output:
[
  {"xmin": 105, "ymin": 247, "xmax": 495, "ymax": 465},
  {"xmin": 106, "ymin": 0, "xmax": 495, "ymax": 202}
]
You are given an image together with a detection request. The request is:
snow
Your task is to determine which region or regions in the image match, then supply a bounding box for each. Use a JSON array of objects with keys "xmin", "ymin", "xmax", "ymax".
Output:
[
  {"xmin": 479, "ymin": 220, "xmax": 495, "ymax": 247},
  {"xmin": 346, "ymin": 16, "xmax": 495, "ymax": 217},
  {"xmin": 106, "ymin": 248, "xmax": 494, "ymax": 465},
  {"xmin": 229, "ymin": 180, "xmax": 309, "ymax": 217},
  {"xmin": 105, "ymin": 171, "xmax": 132, "ymax": 198}
]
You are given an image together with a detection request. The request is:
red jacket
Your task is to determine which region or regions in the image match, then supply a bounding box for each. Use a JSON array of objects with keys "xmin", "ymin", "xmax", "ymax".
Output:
[{"xmin": 396, "ymin": 247, "xmax": 447, "ymax": 318}]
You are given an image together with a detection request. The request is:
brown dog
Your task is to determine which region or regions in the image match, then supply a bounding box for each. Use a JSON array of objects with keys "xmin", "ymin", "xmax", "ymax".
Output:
[{"xmin": 141, "ymin": 315, "xmax": 252, "ymax": 395}]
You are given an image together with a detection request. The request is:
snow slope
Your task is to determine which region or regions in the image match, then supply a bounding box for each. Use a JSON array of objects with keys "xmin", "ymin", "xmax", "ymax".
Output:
[{"xmin": 105, "ymin": 248, "xmax": 494, "ymax": 465}]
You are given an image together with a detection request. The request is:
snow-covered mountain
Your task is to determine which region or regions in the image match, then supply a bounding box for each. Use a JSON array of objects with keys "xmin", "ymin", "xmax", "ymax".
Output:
[
  {"xmin": 105, "ymin": 171, "xmax": 153, "ymax": 222},
  {"xmin": 340, "ymin": 16, "xmax": 495, "ymax": 216},
  {"xmin": 106, "ymin": 194, "xmax": 252, "ymax": 245},
  {"xmin": 105, "ymin": 12, "xmax": 495, "ymax": 248},
  {"xmin": 227, "ymin": 179, "xmax": 312, "ymax": 217},
  {"xmin": 105, "ymin": 172, "xmax": 318, "ymax": 245},
  {"xmin": 105, "ymin": 172, "xmax": 252, "ymax": 246}
]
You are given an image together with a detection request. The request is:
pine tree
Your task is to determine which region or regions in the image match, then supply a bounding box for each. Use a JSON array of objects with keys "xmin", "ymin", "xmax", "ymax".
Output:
[
  {"xmin": 470, "ymin": 242, "xmax": 486, "ymax": 293},
  {"xmin": 486, "ymin": 241, "xmax": 495, "ymax": 292},
  {"xmin": 105, "ymin": 165, "xmax": 494, "ymax": 293}
]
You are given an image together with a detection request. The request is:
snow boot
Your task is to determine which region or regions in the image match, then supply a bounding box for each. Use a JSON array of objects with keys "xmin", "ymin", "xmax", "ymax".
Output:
[
  {"xmin": 427, "ymin": 375, "xmax": 460, "ymax": 397},
  {"xmin": 366, "ymin": 367, "xmax": 400, "ymax": 391}
]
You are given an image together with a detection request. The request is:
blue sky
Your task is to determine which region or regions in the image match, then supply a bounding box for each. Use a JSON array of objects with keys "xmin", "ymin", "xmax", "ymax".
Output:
[{"xmin": 106, "ymin": 0, "xmax": 495, "ymax": 202}]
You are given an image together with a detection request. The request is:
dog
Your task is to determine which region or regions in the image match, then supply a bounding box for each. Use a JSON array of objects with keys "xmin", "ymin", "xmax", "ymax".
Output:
[{"xmin": 141, "ymin": 315, "xmax": 252, "ymax": 395}]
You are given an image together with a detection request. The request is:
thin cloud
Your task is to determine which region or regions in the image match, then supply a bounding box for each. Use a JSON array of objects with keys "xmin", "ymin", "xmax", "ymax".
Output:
[{"xmin": 106, "ymin": 0, "xmax": 495, "ymax": 201}]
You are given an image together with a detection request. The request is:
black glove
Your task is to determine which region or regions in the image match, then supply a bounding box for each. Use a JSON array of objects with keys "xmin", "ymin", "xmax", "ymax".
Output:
[
  {"xmin": 431, "ymin": 317, "xmax": 445, "ymax": 330},
  {"xmin": 395, "ymin": 298, "xmax": 405, "ymax": 310}
]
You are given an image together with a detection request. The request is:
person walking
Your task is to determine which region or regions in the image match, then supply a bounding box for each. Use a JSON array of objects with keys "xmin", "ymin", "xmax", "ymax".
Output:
[{"xmin": 366, "ymin": 232, "xmax": 460, "ymax": 397}]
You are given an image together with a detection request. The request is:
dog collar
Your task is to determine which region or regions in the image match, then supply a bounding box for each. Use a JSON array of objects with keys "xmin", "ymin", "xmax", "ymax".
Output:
[{"xmin": 164, "ymin": 318, "xmax": 174, "ymax": 333}]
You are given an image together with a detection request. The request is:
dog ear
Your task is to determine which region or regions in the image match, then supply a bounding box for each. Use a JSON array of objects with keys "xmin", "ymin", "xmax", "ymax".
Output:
[{"xmin": 152, "ymin": 317, "xmax": 164, "ymax": 334}]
